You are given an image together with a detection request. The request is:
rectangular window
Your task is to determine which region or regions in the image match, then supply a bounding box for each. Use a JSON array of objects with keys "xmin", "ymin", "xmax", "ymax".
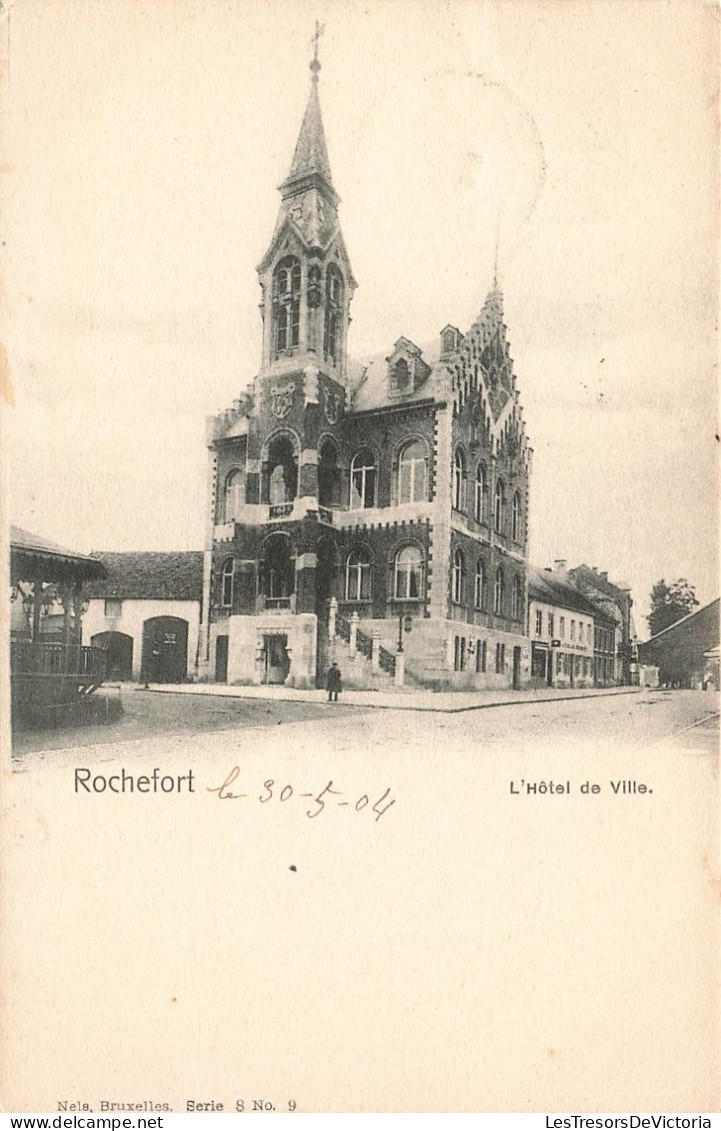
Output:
[
  {"xmin": 453, "ymin": 636, "xmax": 467, "ymax": 671},
  {"xmin": 560, "ymin": 616, "xmax": 565, "ymax": 638},
  {"xmin": 570, "ymin": 620, "xmax": 575, "ymax": 640},
  {"xmin": 557, "ymin": 652, "xmax": 563, "ymax": 674},
  {"xmin": 535, "ymin": 609, "xmax": 543, "ymax": 635},
  {"xmin": 104, "ymin": 598, "xmax": 122, "ymax": 618},
  {"xmin": 547, "ymin": 613, "xmax": 554, "ymax": 637},
  {"xmin": 495, "ymin": 642, "xmax": 506, "ymax": 673}
]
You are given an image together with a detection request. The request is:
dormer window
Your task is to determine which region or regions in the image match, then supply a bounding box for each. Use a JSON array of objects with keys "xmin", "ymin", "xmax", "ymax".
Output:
[
  {"xmin": 387, "ymin": 338, "xmax": 429, "ymax": 397},
  {"xmin": 392, "ymin": 358, "xmax": 410, "ymax": 393},
  {"xmin": 440, "ymin": 325, "xmax": 463, "ymax": 359}
]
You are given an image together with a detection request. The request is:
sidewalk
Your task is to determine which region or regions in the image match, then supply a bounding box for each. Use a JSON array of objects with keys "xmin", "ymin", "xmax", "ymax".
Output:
[{"xmin": 138, "ymin": 681, "xmax": 641, "ymax": 714}]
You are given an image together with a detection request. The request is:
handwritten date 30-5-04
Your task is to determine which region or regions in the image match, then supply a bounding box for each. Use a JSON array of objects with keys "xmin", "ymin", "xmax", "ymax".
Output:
[{"xmin": 208, "ymin": 766, "xmax": 396, "ymax": 821}]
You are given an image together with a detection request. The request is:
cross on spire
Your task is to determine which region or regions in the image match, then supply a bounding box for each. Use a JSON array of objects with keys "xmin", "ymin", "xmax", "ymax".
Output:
[{"xmin": 310, "ymin": 20, "xmax": 325, "ymax": 80}]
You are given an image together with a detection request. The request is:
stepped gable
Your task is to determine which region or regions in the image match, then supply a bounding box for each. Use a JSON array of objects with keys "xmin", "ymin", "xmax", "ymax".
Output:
[
  {"xmin": 444, "ymin": 287, "xmax": 530, "ymax": 461},
  {"xmin": 348, "ymin": 288, "xmax": 530, "ymax": 472}
]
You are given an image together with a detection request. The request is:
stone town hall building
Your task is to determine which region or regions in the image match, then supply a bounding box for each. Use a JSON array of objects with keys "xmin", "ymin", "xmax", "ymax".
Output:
[{"xmin": 197, "ymin": 53, "xmax": 533, "ymax": 690}]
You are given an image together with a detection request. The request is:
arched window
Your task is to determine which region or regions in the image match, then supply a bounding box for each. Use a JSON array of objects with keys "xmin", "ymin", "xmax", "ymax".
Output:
[
  {"xmin": 397, "ymin": 439, "xmax": 428, "ymax": 504},
  {"xmin": 350, "ymin": 449, "xmax": 376, "ymax": 509},
  {"xmin": 224, "ymin": 469, "xmax": 245, "ymax": 522},
  {"xmin": 318, "ymin": 438, "xmax": 341, "ymax": 508},
  {"xmin": 324, "ymin": 265, "xmax": 343, "ymax": 363},
  {"xmin": 392, "ymin": 358, "xmax": 410, "ymax": 392},
  {"xmin": 475, "ymin": 559, "xmax": 486, "ymax": 610},
  {"xmin": 511, "ymin": 575, "xmax": 523, "ymax": 620},
  {"xmin": 453, "ymin": 448, "xmax": 466, "ymax": 512},
  {"xmin": 475, "ymin": 463, "xmax": 487, "ymax": 523},
  {"xmin": 220, "ymin": 559, "xmax": 234, "ymax": 608},
  {"xmin": 272, "ymin": 257, "xmax": 301, "ymax": 356},
  {"xmin": 260, "ymin": 535, "xmax": 295, "ymax": 607},
  {"xmin": 512, "ymin": 491, "xmax": 522, "ymax": 542},
  {"xmin": 345, "ymin": 548, "xmax": 372, "ymax": 602},
  {"xmin": 266, "ymin": 434, "xmax": 298, "ymax": 507},
  {"xmin": 494, "ymin": 479, "xmax": 505, "ymax": 533},
  {"xmin": 494, "ymin": 566, "xmax": 505, "ymax": 615},
  {"xmin": 452, "ymin": 548, "xmax": 465, "ymax": 604},
  {"xmin": 394, "ymin": 545, "xmax": 423, "ymax": 600}
]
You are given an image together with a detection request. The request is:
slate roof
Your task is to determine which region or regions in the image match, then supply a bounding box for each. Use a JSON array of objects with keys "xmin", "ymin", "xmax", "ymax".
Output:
[
  {"xmin": 528, "ymin": 566, "xmax": 611, "ymax": 621},
  {"xmin": 281, "ymin": 76, "xmax": 334, "ymax": 190},
  {"xmin": 84, "ymin": 552, "xmax": 204, "ymax": 602},
  {"xmin": 348, "ymin": 340, "xmax": 444, "ymax": 413}
]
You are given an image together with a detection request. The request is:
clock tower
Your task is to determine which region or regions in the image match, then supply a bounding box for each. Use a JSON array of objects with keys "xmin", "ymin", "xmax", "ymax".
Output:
[{"xmin": 256, "ymin": 45, "xmax": 356, "ymax": 385}]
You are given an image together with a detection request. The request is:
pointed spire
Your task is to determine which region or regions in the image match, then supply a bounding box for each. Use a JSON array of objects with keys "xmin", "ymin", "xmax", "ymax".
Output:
[
  {"xmin": 280, "ymin": 23, "xmax": 335, "ymax": 198},
  {"xmin": 283, "ymin": 82, "xmax": 334, "ymax": 187},
  {"xmin": 493, "ymin": 203, "xmax": 500, "ymax": 290}
]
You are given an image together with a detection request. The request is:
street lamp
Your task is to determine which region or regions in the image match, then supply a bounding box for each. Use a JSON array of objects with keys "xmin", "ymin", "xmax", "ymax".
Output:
[{"xmin": 397, "ymin": 613, "xmax": 413, "ymax": 652}]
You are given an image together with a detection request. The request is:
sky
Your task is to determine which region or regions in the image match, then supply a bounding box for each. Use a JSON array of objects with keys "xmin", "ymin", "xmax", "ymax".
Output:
[{"xmin": 1, "ymin": 0, "xmax": 718, "ymax": 634}]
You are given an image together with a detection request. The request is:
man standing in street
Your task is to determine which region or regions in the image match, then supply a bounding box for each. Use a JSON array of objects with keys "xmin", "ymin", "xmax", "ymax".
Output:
[{"xmin": 326, "ymin": 661, "xmax": 342, "ymax": 703}]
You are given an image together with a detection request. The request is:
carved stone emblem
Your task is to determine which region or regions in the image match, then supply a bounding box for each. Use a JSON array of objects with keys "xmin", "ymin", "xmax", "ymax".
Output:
[
  {"xmin": 323, "ymin": 387, "xmax": 342, "ymax": 425},
  {"xmin": 270, "ymin": 383, "xmax": 295, "ymax": 419}
]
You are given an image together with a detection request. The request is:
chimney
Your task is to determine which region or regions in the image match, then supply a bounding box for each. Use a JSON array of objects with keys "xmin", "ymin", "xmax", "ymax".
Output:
[
  {"xmin": 600, "ymin": 572, "xmax": 608, "ymax": 582},
  {"xmin": 553, "ymin": 559, "xmax": 567, "ymax": 572}
]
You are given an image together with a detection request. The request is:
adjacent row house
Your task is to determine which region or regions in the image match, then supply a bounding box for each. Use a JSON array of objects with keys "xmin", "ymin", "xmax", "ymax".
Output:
[{"xmin": 528, "ymin": 564, "xmax": 619, "ymax": 689}]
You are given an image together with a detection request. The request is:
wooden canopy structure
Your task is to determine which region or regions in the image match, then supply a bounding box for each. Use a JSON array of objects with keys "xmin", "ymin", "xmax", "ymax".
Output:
[{"xmin": 10, "ymin": 527, "xmax": 108, "ymax": 726}]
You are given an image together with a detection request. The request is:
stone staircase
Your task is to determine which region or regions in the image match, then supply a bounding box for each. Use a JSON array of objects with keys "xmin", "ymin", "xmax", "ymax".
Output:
[{"xmin": 318, "ymin": 606, "xmax": 402, "ymax": 692}]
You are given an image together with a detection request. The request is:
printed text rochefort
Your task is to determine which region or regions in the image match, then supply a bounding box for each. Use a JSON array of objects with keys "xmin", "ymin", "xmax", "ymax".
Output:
[{"xmin": 74, "ymin": 768, "xmax": 195, "ymax": 794}]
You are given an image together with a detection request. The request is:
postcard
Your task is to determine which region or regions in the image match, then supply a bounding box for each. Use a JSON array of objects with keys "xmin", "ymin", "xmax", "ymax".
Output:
[{"xmin": 1, "ymin": 0, "xmax": 718, "ymax": 1115}]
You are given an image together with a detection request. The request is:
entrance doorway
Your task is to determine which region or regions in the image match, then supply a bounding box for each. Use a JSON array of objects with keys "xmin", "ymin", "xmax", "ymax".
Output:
[
  {"xmin": 512, "ymin": 645, "xmax": 522, "ymax": 690},
  {"xmin": 262, "ymin": 634, "xmax": 290, "ymax": 684},
  {"xmin": 215, "ymin": 635, "xmax": 229, "ymax": 683},
  {"xmin": 91, "ymin": 631, "xmax": 133, "ymax": 681},
  {"xmin": 142, "ymin": 616, "xmax": 189, "ymax": 683}
]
